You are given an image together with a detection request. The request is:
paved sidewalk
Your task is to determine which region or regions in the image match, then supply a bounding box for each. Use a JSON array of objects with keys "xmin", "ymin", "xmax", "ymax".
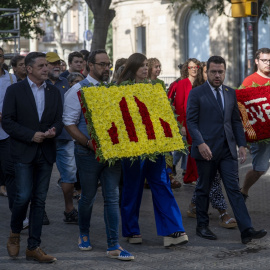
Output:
[{"xmin": 0, "ymin": 153, "xmax": 270, "ymax": 270}]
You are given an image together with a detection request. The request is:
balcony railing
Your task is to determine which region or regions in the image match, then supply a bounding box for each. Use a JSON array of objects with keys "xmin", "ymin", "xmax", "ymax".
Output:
[{"xmin": 42, "ymin": 32, "xmax": 77, "ymax": 43}]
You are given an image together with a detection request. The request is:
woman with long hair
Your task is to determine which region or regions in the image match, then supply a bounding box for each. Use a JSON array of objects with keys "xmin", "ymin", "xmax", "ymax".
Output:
[
  {"xmin": 118, "ymin": 53, "xmax": 188, "ymax": 247},
  {"xmin": 172, "ymin": 58, "xmax": 203, "ymax": 185}
]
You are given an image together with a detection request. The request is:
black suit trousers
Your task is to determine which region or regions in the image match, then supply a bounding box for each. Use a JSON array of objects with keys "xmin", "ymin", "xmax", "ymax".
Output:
[{"xmin": 195, "ymin": 142, "xmax": 252, "ymax": 233}]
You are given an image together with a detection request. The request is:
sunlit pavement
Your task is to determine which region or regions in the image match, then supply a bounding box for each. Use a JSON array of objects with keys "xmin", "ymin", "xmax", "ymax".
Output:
[{"xmin": 0, "ymin": 152, "xmax": 269, "ymax": 269}]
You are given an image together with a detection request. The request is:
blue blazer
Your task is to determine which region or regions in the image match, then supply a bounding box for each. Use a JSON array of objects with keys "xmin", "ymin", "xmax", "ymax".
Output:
[
  {"xmin": 186, "ymin": 81, "xmax": 246, "ymax": 160},
  {"xmin": 2, "ymin": 78, "xmax": 63, "ymax": 164}
]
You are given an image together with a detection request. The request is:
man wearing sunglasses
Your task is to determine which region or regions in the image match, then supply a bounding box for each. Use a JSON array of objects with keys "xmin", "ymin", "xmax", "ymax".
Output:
[{"xmin": 241, "ymin": 48, "xmax": 270, "ymax": 201}]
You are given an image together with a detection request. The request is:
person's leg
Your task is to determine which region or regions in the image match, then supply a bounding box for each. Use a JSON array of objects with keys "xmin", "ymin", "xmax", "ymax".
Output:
[
  {"xmin": 56, "ymin": 140, "xmax": 77, "ymax": 214},
  {"xmin": 74, "ymin": 145, "xmax": 100, "ymax": 236},
  {"xmin": 195, "ymin": 160, "xmax": 217, "ymax": 227},
  {"xmin": 209, "ymin": 172, "xmax": 227, "ymax": 210},
  {"xmin": 27, "ymin": 150, "xmax": 53, "ymax": 250},
  {"xmin": 100, "ymin": 160, "xmax": 121, "ymax": 248},
  {"xmin": 121, "ymin": 158, "xmax": 144, "ymax": 237},
  {"xmin": 145, "ymin": 155, "xmax": 185, "ymax": 236},
  {"xmin": 242, "ymin": 142, "xmax": 270, "ymax": 196},
  {"xmin": 218, "ymin": 147, "xmax": 252, "ymax": 233},
  {"xmin": 183, "ymin": 152, "xmax": 198, "ymax": 184},
  {"xmin": 0, "ymin": 138, "xmax": 15, "ymax": 206}
]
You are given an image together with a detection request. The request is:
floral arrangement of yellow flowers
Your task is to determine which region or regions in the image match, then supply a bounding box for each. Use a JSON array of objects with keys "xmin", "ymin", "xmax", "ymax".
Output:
[{"xmin": 79, "ymin": 82, "xmax": 186, "ymax": 165}]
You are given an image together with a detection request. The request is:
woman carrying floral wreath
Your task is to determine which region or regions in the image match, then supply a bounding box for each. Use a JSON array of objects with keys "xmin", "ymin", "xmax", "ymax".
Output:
[
  {"xmin": 148, "ymin": 57, "xmax": 182, "ymax": 189},
  {"xmin": 118, "ymin": 53, "xmax": 188, "ymax": 247}
]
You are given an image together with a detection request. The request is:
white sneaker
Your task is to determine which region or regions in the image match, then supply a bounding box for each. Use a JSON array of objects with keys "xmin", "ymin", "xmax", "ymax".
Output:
[{"xmin": 23, "ymin": 217, "xmax": 29, "ymax": 230}]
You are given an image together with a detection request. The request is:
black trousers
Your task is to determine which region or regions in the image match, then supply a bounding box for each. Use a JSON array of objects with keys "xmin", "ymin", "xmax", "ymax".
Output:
[
  {"xmin": 0, "ymin": 137, "xmax": 16, "ymax": 211},
  {"xmin": 195, "ymin": 142, "xmax": 252, "ymax": 233}
]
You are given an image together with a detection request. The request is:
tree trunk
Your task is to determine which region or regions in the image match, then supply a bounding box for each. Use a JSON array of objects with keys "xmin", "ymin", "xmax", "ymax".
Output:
[{"xmin": 85, "ymin": 0, "xmax": 115, "ymax": 51}]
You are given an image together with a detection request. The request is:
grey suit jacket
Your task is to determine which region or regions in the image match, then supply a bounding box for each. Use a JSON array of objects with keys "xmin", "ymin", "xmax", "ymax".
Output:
[{"xmin": 186, "ymin": 81, "xmax": 246, "ymax": 160}]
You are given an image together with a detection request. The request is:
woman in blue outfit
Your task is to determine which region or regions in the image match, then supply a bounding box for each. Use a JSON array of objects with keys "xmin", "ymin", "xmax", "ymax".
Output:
[{"xmin": 117, "ymin": 53, "xmax": 188, "ymax": 247}]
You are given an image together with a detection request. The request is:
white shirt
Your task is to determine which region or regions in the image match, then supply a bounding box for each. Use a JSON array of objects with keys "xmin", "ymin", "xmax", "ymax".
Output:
[
  {"xmin": 27, "ymin": 77, "xmax": 46, "ymax": 121},
  {"xmin": 63, "ymin": 74, "xmax": 99, "ymax": 126},
  {"xmin": 207, "ymin": 80, "xmax": 224, "ymax": 109},
  {"xmin": 0, "ymin": 70, "xmax": 17, "ymax": 140}
]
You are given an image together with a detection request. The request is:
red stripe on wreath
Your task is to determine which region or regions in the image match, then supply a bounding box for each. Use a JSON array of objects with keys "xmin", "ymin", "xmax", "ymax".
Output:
[
  {"xmin": 107, "ymin": 122, "xmax": 119, "ymax": 144},
  {"xmin": 119, "ymin": 97, "xmax": 138, "ymax": 142},
  {"xmin": 159, "ymin": 118, "xmax": 173, "ymax": 137},
  {"xmin": 134, "ymin": 96, "xmax": 156, "ymax": 140}
]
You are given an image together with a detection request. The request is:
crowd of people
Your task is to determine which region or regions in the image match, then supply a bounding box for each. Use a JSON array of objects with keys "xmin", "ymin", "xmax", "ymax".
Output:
[{"xmin": 0, "ymin": 46, "xmax": 269, "ymax": 263}]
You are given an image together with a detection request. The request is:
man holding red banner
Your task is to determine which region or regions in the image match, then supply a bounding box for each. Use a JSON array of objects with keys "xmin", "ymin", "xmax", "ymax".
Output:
[{"xmin": 241, "ymin": 48, "xmax": 270, "ymax": 200}]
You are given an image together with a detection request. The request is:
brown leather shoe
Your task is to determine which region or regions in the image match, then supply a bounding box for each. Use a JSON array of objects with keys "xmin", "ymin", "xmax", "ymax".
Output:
[
  {"xmin": 26, "ymin": 247, "xmax": 57, "ymax": 263},
  {"xmin": 7, "ymin": 232, "xmax": 20, "ymax": 258}
]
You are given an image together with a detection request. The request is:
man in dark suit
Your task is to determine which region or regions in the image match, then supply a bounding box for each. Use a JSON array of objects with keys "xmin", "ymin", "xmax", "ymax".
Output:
[
  {"xmin": 186, "ymin": 56, "xmax": 267, "ymax": 244},
  {"xmin": 2, "ymin": 52, "xmax": 63, "ymax": 262}
]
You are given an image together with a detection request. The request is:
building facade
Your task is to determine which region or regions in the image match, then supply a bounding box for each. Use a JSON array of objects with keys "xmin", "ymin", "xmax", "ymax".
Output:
[{"xmin": 111, "ymin": 0, "xmax": 270, "ymax": 87}]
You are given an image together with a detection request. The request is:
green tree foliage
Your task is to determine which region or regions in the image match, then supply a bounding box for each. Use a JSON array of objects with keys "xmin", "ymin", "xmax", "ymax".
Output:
[
  {"xmin": 170, "ymin": 0, "xmax": 269, "ymax": 19},
  {"xmin": 0, "ymin": 0, "xmax": 49, "ymax": 38}
]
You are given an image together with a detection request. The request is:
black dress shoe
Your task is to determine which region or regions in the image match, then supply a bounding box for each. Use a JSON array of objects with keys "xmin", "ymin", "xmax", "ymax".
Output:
[
  {"xmin": 241, "ymin": 227, "xmax": 267, "ymax": 244},
  {"xmin": 196, "ymin": 226, "xmax": 217, "ymax": 240},
  {"xmin": 43, "ymin": 211, "xmax": 50, "ymax": 225}
]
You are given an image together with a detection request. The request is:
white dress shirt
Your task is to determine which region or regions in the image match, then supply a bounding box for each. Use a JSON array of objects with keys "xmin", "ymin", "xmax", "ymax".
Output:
[
  {"xmin": 27, "ymin": 77, "xmax": 46, "ymax": 121},
  {"xmin": 207, "ymin": 80, "xmax": 224, "ymax": 109},
  {"xmin": 63, "ymin": 74, "xmax": 99, "ymax": 126},
  {"xmin": 0, "ymin": 70, "xmax": 17, "ymax": 140}
]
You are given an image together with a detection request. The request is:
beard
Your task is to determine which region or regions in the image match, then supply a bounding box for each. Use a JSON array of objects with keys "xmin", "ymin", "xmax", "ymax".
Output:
[
  {"xmin": 93, "ymin": 69, "xmax": 110, "ymax": 82},
  {"xmin": 48, "ymin": 70, "xmax": 60, "ymax": 81}
]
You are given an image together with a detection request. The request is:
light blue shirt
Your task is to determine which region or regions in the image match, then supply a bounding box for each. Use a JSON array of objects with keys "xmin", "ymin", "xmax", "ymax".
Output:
[
  {"xmin": 207, "ymin": 80, "xmax": 224, "ymax": 109},
  {"xmin": 0, "ymin": 70, "xmax": 17, "ymax": 140},
  {"xmin": 27, "ymin": 77, "xmax": 46, "ymax": 121},
  {"xmin": 63, "ymin": 74, "xmax": 99, "ymax": 126}
]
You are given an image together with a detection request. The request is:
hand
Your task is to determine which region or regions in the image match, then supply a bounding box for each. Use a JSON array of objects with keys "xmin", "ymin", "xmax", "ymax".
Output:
[
  {"xmin": 86, "ymin": 139, "xmax": 94, "ymax": 151},
  {"xmin": 181, "ymin": 126, "xmax": 186, "ymax": 136},
  {"xmin": 198, "ymin": 143, "xmax": 213, "ymax": 161},
  {"xmin": 238, "ymin": 146, "xmax": 246, "ymax": 164},
  {"xmin": 44, "ymin": 127, "xmax": 56, "ymax": 138},
  {"xmin": 32, "ymin": 132, "xmax": 46, "ymax": 143},
  {"xmin": 0, "ymin": 112, "xmax": 2, "ymax": 123}
]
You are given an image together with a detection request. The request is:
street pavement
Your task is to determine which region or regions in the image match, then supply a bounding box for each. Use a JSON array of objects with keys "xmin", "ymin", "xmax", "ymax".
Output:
[{"xmin": 0, "ymin": 152, "xmax": 270, "ymax": 270}]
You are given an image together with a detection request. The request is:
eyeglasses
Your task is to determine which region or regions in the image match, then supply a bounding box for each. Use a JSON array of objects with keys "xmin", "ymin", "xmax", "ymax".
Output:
[
  {"xmin": 94, "ymin": 62, "xmax": 113, "ymax": 69},
  {"xmin": 188, "ymin": 66, "xmax": 200, "ymax": 70},
  {"xmin": 259, "ymin": 59, "xmax": 270, "ymax": 64},
  {"xmin": 209, "ymin": 70, "xmax": 225, "ymax": 75}
]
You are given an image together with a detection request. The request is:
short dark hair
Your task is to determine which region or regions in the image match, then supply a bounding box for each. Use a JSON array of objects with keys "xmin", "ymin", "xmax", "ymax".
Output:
[
  {"xmin": 207, "ymin": 56, "xmax": 226, "ymax": 70},
  {"xmin": 25, "ymin": 52, "xmax": 46, "ymax": 67},
  {"xmin": 10, "ymin": 55, "xmax": 25, "ymax": 67},
  {"xmin": 87, "ymin": 49, "xmax": 107, "ymax": 64},
  {"xmin": 68, "ymin": 51, "xmax": 83, "ymax": 64},
  {"xmin": 254, "ymin": 48, "xmax": 270, "ymax": 72},
  {"xmin": 255, "ymin": 48, "xmax": 270, "ymax": 59}
]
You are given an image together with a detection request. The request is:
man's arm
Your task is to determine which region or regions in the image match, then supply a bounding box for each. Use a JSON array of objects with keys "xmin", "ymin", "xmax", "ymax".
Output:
[
  {"xmin": 2, "ymin": 86, "xmax": 36, "ymax": 142},
  {"xmin": 231, "ymin": 90, "xmax": 247, "ymax": 148},
  {"xmin": 65, "ymin": 125, "xmax": 93, "ymax": 150},
  {"xmin": 186, "ymin": 89, "xmax": 204, "ymax": 147},
  {"xmin": 48, "ymin": 89, "xmax": 63, "ymax": 137},
  {"xmin": 63, "ymin": 84, "xmax": 93, "ymax": 150}
]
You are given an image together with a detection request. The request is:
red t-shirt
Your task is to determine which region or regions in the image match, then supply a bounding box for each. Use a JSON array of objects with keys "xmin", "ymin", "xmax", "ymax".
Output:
[{"xmin": 242, "ymin": 72, "xmax": 270, "ymax": 87}]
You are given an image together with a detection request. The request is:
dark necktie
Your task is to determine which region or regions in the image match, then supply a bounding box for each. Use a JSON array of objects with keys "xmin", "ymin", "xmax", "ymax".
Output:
[{"xmin": 215, "ymin": 88, "xmax": 223, "ymax": 113}]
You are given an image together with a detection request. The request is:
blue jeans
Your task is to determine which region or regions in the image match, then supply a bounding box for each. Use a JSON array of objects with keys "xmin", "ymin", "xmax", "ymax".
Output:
[
  {"xmin": 74, "ymin": 144, "xmax": 121, "ymax": 248},
  {"xmin": 10, "ymin": 147, "xmax": 53, "ymax": 250},
  {"xmin": 56, "ymin": 140, "xmax": 77, "ymax": 183}
]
